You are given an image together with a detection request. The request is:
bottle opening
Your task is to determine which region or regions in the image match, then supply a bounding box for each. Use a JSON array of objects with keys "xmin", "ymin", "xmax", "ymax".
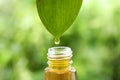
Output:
[{"xmin": 48, "ymin": 46, "xmax": 72, "ymax": 59}]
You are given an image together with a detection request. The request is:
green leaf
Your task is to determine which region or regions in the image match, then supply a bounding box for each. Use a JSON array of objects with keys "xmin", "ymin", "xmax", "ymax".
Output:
[{"xmin": 36, "ymin": 0, "xmax": 83, "ymax": 38}]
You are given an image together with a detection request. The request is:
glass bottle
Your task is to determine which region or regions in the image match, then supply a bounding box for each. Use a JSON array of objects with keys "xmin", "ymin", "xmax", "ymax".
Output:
[{"xmin": 45, "ymin": 46, "xmax": 76, "ymax": 80}]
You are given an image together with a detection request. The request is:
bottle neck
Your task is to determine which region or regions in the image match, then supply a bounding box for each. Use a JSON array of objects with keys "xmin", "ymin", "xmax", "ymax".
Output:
[
  {"xmin": 48, "ymin": 58, "xmax": 72, "ymax": 69},
  {"xmin": 47, "ymin": 46, "xmax": 73, "ymax": 70}
]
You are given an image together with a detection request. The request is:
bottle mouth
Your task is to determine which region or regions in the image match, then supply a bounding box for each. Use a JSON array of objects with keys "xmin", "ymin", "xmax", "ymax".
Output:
[{"xmin": 48, "ymin": 46, "xmax": 72, "ymax": 59}]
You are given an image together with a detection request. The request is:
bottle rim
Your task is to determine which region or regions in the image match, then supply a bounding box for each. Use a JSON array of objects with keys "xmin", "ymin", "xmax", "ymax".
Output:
[{"xmin": 47, "ymin": 46, "xmax": 72, "ymax": 59}]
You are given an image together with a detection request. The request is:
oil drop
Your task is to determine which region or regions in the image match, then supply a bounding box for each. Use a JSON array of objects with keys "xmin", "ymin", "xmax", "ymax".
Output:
[{"xmin": 55, "ymin": 37, "xmax": 60, "ymax": 45}]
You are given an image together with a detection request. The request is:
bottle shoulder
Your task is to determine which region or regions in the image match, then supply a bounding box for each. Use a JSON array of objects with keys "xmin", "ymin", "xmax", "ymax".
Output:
[
  {"xmin": 44, "ymin": 67, "xmax": 76, "ymax": 80},
  {"xmin": 70, "ymin": 67, "xmax": 76, "ymax": 72},
  {"xmin": 45, "ymin": 67, "xmax": 76, "ymax": 74}
]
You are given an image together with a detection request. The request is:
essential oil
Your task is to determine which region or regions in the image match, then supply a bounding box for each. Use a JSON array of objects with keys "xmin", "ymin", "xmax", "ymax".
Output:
[
  {"xmin": 54, "ymin": 37, "xmax": 60, "ymax": 45},
  {"xmin": 45, "ymin": 46, "xmax": 76, "ymax": 80}
]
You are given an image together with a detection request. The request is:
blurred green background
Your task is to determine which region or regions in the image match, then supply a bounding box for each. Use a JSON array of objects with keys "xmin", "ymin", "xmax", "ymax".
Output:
[{"xmin": 0, "ymin": 0, "xmax": 120, "ymax": 80}]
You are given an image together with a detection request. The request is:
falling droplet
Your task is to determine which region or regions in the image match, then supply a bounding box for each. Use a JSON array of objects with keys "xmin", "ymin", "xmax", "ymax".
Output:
[{"xmin": 55, "ymin": 37, "xmax": 60, "ymax": 45}]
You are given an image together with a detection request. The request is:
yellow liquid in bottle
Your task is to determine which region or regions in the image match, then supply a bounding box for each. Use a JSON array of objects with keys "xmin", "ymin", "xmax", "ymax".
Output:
[
  {"xmin": 45, "ymin": 59, "xmax": 76, "ymax": 80},
  {"xmin": 45, "ymin": 67, "xmax": 76, "ymax": 80},
  {"xmin": 45, "ymin": 47, "xmax": 76, "ymax": 80}
]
